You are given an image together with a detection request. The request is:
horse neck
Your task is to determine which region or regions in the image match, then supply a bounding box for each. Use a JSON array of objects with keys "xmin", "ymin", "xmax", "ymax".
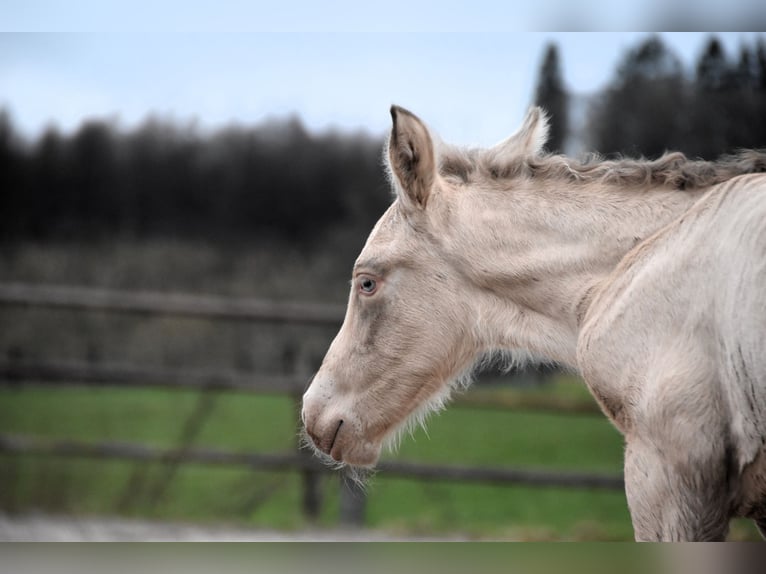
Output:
[{"xmin": 439, "ymin": 177, "xmax": 706, "ymax": 367}]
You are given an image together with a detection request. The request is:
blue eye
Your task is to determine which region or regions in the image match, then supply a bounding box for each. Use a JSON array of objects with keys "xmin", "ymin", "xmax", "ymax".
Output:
[{"xmin": 359, "ymin": 277, "xmax": 377, "ymax": 294}]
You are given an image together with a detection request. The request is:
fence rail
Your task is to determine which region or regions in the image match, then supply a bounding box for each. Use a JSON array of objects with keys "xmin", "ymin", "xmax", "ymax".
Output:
[
  {"xmin": 0, "ymin": 434, "xmax": 623, "ymax": 490},
  {"xmin": 0, "ymin": 281, "xmax": 345, "ymax": 326},
  {"xmin": 0, "ymin": 359, "xmax": 308, "ymax": 395}
]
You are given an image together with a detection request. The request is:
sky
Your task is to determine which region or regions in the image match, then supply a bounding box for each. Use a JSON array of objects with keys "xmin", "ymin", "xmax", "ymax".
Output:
[{"xmin": 1, "ymin": 15, "xmax": 764, "ymax": 147}]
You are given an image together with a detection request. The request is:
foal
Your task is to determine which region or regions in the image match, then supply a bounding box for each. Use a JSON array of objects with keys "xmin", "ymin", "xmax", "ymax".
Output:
[{"xmin": 302, "ymin": 106, "xmax": 766, "ymax": 540}]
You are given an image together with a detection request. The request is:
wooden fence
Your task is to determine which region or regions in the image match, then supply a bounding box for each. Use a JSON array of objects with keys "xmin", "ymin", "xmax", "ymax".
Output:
[{"xmin": 0, "ymin": 281, "xmax": 622, "ymax": 526}]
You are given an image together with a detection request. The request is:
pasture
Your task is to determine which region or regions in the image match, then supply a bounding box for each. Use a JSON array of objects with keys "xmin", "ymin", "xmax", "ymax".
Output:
[{"xmin": 0, "ymin": 381, "xmax": 636, "ymax": 540}]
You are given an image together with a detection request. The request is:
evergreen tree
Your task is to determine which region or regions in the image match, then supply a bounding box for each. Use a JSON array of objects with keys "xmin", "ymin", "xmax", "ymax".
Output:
[
  {"xmin": 589, "ymin": 35, "xmax": 687, "ymax": 158},
  {"xmin": 696, "ymin": 37, "xmax": 732, "ymax": 92},
  {"xmin": 755, "ymin": 38, "xmax": 766, "ymax": 148},
  {"xmin": 0, "ymin": 110, "xmax": 24, "ymax": 239},
  {"xmin": 756, "ymin": 38, "xmax": 766, "ymax": 91},
  {"xmin": 690, "ymin": 36, "xmax": 731, "ymax": 157},
  {"xmin": 616, "ymin": 35, "xmax": 683, "ymax": 83},
  {"xmin": 734, "ymin": 45, "xmax": 756, "ymax": 91},
  {"xmin": 689, "ymin": 35, "xmax": 766, "ymax": 157},
  {"xmin": 534, "ymin": 43, "xmax": 568, "ymax": 153}
]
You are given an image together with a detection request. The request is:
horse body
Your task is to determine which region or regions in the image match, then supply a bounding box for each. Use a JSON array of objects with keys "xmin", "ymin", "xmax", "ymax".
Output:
[
  {"xmin": 578, "ymin": 174, "xmax": 766, "ymax": 540},
  {"xmin": 302, "ymin": 106, "xmax": 766, "ymax": 540}
]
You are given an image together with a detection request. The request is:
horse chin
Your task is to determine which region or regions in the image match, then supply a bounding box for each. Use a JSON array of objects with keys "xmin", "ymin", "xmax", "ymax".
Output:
[{"xmin": 335, "ymin": 439, "xmax": 382, "ymax": 468}]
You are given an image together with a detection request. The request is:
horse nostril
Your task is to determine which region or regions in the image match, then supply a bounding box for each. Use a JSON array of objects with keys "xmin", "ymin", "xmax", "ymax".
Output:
[
  {"xmin": 329, "ymin": 419, "xmax": 343, "ymax": 451},
  {"xmin": 306, "ymin": 419, "xmax": 344, "ymax": 455}
]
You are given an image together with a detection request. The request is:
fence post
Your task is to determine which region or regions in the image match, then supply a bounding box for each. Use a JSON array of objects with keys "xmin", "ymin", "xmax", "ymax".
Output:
[
  {"xmin": 296, "ymin": 396, "xmax": 322, "ymax": 521},
  {"xmin": 338, "ymin": 468, "xmax": 366, "ymax": 527},
  {"xmin": 291, "ymin": 346, "xmax": 322, "ymax": 522}
]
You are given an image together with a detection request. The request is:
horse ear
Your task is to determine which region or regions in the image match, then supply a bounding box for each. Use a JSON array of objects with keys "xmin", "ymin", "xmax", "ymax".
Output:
[
  {"xmin": 489, "ymin": 106, "xmax": 549, "ymax": 161},
  {"xmin": 388, "ymin": 105, "xmax": 436, "ymax": 210}
]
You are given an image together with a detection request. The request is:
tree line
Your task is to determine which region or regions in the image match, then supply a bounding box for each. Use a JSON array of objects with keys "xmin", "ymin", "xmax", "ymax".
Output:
[
  {"xmin": 536, "ymin": 34, "xmax": 766, "ymax": 159},
  {"xmin": 0, "ymin": 114, "xmax": 389, "ymax": 243},
  {"xmin": 2, "ymin": 34, "xmax": 765, "ymax": 244}
]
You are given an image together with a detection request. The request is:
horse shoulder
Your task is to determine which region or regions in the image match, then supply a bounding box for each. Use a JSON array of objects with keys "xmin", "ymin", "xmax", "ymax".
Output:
[
  {"xmin": 576, "ymin": 189, "xmax": 724, "ymax": 434},
  {"xmin": 578, "ymin": 180, "xmax": 766, "ymax": 468}
]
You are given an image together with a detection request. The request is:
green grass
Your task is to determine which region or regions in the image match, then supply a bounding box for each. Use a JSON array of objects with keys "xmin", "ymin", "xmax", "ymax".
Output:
[
  {"xmin": 0, "ymin": 382, "xmax": 761, "ymax": 540},
  {"xmin": 0, "ymin": 382, "xmax": 627, "ymax": 539},
  {"xmin": 367, "ymin": 384, "xmax": 633, "ymax": 540},
  {"xmin": 0, "ymin": 387, "xmax": 309, "ymax": 529}
]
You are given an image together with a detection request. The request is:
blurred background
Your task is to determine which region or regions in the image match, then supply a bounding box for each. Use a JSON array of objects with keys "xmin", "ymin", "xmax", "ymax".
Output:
[{"xmin": 1, "ymin": 27, "xmax": 766, "ymax": 541}]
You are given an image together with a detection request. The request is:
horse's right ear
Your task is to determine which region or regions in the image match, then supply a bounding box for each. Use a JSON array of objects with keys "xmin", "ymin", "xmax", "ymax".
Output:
[
  {"xmin": 387, "ymin": 105, "xmax": 436, "ymax": 211},
  {"xmin": 489, "ymin": 106, "xmax": 549, "ymax": 162}
]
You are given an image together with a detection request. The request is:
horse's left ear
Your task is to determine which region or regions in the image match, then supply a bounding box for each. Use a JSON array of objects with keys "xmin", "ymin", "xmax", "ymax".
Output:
[{"xmin": 388, "ymin": 105, "xmax": 436, "ymax": 210}]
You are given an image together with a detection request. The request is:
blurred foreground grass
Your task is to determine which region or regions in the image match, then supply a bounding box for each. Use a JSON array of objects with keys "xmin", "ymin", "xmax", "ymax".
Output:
[
  {"xmin": 2, "ymin": 382, "xmax": 758, "ymax": 540},
  {"xmin": 0, "ymin": 379, "xmax": 637, "ymax": 540}
]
